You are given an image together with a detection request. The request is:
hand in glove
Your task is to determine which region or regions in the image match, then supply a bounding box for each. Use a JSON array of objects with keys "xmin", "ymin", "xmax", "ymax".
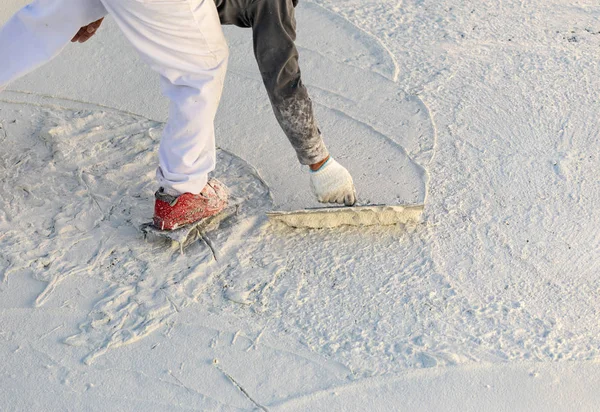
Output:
[{"xmin": 310, "ymin": 158, "xmax": 357, "ymax": 206}]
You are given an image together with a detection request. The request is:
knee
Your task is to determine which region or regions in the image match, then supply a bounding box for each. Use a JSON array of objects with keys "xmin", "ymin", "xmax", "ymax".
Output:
[
  {"xmin": 200, "ymin": 34, "xmax": 230, "ymax": 72},
  {"xmin": 221, "ymin": 41, "xmax": 230, "ymax": 63},
  {"xmin": 208, "ymin": 40, "xmax": 229, "ymax": 69}
]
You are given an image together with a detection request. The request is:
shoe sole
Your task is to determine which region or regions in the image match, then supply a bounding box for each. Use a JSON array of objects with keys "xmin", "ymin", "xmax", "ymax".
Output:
[{"xmin": 142, "ymin": 201, "xmax": 241, "ymax": 248}]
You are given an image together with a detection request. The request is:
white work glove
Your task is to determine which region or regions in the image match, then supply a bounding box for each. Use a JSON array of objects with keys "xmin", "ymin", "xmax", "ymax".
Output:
[{"xmin": 310, "ymin": 158, "xmax": 357, "ymax": 206}]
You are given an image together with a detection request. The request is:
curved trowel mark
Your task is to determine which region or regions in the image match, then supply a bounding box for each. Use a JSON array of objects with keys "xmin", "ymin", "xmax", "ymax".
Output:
[{"xmin": 296, "ymin": 1, "xmax": 400, "ymax": 82}]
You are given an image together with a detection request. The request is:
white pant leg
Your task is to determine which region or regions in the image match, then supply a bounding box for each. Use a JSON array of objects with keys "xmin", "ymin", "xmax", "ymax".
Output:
[
  {"xmin": 100, "ymin": 0, "xmax": 229, "ymax": 195},
  {"xmin": 0, "ymin": 0, "xmax": 107, "ymax": 89}
]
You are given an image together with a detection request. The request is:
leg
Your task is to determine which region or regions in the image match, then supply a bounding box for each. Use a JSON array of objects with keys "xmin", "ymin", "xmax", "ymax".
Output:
[
  {"xmin": 100, "ymin": 0, "xmax": 229, "ymax": 195},
  {"xmin": 247, "ymin": 0, "xmax": 329, "ymax": 165},
  {"xmin": 0, "ymin": 0, "xmax": 107, "ymax": 89}
]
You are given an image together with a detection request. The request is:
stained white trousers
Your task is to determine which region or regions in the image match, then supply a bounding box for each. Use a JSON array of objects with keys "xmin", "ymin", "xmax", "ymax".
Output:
[{"xmin": 0, "ymin": 0, "xmax": 229, "ymax": 195}]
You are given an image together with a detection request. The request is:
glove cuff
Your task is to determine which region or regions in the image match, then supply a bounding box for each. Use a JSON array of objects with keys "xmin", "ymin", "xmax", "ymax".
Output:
[{"xmin": 310, "ymin": 157, "xmax": 333, "ymax": 174}]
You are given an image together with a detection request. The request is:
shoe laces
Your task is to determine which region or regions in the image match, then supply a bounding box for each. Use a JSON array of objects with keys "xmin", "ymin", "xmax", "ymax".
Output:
[{"xmin": 155, "ymin": 187, "xmax": 179, "ymax": 206}]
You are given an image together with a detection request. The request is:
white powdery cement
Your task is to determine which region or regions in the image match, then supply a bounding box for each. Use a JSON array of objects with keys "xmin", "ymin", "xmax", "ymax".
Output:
[{"xmin": 2, "ymin": 0, "xmax": 600, "ymax": 410}]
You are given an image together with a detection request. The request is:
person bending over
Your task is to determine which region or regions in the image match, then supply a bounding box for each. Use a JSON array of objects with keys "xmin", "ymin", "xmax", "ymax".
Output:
[{"xmin": 1, "ymin": 0, "xmax": 356, "ymax": 230}]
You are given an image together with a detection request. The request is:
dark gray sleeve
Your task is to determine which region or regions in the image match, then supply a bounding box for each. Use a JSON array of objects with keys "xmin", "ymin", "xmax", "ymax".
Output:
[{"xmin": 216, "ymin": 0, "xmax": 329, "ymax": 165}]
